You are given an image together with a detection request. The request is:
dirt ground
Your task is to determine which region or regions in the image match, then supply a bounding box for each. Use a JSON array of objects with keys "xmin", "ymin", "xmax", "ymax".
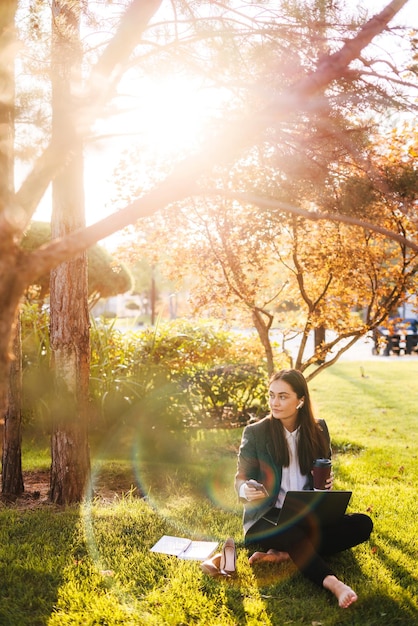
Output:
[
  {"xmin": 0, "ymin": 469, "xmax": 141, "ymax": 510},
  {"xmin": 0, "ymin": 470, "xmax": 49, "ymax": 509}
]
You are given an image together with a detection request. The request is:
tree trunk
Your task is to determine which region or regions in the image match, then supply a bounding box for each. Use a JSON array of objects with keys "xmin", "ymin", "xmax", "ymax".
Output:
[
  {"xmin": 252, "ymin": 308, "xmax": 275, "ymax": 376},
  {"xmin": 49, "ymin": 253, "xmax": 91, "ymax": 504},
  {"xmin": 0, "ymin": 267, "xmax": 26, "ymax": 460},
  {"xmin": 2, "ymin": 314, "xmax": 24, "ymax": 496},
  {"xmin": 49, "ymin": 0, "xmax": 90, "ymax": 504},
  {"xmin": 314, "ymin": 325, "xmax": 326, "ymax": 364},
  {"xmin": 0, "ymin": 0, "xmax": 25, "ymax": 496}
]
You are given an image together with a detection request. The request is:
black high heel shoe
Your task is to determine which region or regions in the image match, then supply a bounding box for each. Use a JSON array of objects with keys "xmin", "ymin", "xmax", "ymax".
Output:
[{"xmin": 220, "ymin": 537, "xmax": 236, "ymax": 576}]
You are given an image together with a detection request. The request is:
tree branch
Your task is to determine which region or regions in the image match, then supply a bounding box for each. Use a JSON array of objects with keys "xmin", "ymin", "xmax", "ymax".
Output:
[
  {"xmin": 220, "ymin": 192, "xmax": 418, "ymax": 253},
  {"xmin": 15, "ymin": 0, "xmax": 163, "ymax": 225},
  {"xmin": 24, "ymin": 0, "xmax": 412, "ymax": 282}
]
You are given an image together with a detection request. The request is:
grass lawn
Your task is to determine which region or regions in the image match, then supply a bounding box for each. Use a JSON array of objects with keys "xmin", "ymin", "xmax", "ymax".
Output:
[{"xmin": 1, "ymin": 360, "xmax": 417, "ymax": 625}]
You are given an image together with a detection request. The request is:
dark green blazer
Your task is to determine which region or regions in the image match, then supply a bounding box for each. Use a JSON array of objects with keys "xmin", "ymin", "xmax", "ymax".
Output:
[{"xmin": 234, "ymin": 416, "xmax": 331, "ymax": 533}]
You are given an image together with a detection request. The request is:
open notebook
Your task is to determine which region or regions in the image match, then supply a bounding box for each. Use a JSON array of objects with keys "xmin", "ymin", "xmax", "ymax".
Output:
[{"xmin": 150, "ymin": 535, "xmax": 219, "ymax": 561}]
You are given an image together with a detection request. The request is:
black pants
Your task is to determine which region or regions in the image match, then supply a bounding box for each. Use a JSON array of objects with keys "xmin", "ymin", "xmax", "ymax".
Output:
[{"xmin": 245, "ymin": 509, "xmax": 373, "ymax": 587}]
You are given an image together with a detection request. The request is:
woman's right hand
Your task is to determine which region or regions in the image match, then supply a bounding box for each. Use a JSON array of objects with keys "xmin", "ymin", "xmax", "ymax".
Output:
[{"xmin": 244, "ymin": 480, "xmax": 268, "ymax": 501}]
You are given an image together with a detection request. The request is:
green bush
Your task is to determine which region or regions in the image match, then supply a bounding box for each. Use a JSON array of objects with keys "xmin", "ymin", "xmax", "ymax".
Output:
[
  {"xmin": 183, "ymin": 363, "xmax": 268, "ymax": 426},
  {"xmin": 21, "ymin": 308, "xmax": 272, "ymax": 433},
  {"xmin": 89, "ymin": 319, "xmax": 270, "ymax": 430},
  {"xmin": 21, "ymin": 304, "xmax": 52, "ymax": 431}
]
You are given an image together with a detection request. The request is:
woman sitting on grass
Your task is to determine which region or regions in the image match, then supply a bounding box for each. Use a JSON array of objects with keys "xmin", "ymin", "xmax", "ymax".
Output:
[{"xmin": 235, "ymin": 368, "xmax": 373, "ymax": 608}]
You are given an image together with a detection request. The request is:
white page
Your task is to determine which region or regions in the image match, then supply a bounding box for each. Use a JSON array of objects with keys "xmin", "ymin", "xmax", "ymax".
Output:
[
  {"xmin": 150, "ymin": 535, "xmax": 192, "ymax": 556},
  {"xmin": 179, "ymin": 540, "xmax": 219, "ymax": 561}
]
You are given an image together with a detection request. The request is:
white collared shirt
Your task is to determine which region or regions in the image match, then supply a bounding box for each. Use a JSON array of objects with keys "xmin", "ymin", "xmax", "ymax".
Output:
[{"xmin": 275, "ymin": 426, "xmax": 309, "ymax": 508}]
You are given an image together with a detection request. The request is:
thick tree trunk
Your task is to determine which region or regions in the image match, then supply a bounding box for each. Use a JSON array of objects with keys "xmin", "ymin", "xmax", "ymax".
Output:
[
  {"xmin": 49, "ymin": 249, "xmax": 91, "ymax": 504},
  {"xmin": 0, "ymin": 261, "xmax": 27, "ymax": 457},
  {"xmin": 2, "ymin": 315, "xmax": 24, "ymax": 496},
  {"xmin": 49, "ymin": 0, "xmax": 90, "ymax": 504},
  {"xmin": 0, "ymin": 0, "xmax": 25, "ymax": 496}
]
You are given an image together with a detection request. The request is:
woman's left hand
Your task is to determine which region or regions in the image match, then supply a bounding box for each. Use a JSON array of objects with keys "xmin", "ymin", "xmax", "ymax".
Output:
[{"xmin": 325, "ymin": 471, "xmax": 334, "ymax": 490}]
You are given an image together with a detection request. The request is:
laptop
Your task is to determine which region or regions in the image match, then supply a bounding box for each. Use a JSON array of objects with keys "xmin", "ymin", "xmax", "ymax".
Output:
[{"xmin": 262, "ymin": 490, "xmax": 352, "ymax": 528}]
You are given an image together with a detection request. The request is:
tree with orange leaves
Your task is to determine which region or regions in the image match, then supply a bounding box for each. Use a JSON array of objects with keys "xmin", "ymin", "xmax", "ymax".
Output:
[{"xmin": 0, "ymin": 0, "xmax": 415, "ymax": 500}]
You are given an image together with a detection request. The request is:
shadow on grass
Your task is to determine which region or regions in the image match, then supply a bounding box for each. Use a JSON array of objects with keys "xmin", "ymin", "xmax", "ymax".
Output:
[
  {"xmin": 369, "ymin": 533, "xmax": 418, "ymax": 617},
  {"xmin": 200, "ymin": 573, "xmax": 249, "ymax": 625},
  {"xmin": 375, "ymin": 541, "xmax": 418, "ymax": 593},
  {"xmin": 377, "ymin": 529, "xmax": 418, "ymax": 564},
  {"xmin": 338, "ymin": 545, "xmax": 418, "ymax": 624},
  {"xmin": 241, "ymin": 548, "xmax": 418, "ymax": 625},
  {"xmin": 0, "ymin": 508, "xmax": 80, "ymax": 626}
]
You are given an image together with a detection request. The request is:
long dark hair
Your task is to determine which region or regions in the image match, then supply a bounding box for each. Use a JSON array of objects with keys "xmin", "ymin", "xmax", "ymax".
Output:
[{"xmin": 268, "ymin": 369, "xmax": 329, "ymax": 475}]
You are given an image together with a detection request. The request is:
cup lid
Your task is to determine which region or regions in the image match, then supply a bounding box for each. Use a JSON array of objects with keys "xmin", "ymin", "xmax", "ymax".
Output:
[{"xmin": 313, "ymin": 458, "xmax": 331, "ymax": 466}]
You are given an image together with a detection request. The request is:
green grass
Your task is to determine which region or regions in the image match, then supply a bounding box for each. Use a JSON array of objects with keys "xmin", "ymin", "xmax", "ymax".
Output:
[{"xmin": 1, "ymin": 361, "xmax": 418, "ymax": 625}]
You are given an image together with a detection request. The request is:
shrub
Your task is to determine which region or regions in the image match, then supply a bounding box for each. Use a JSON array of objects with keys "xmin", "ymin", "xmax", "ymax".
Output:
[
  {"xmin": 21, "ymin": 304, "xmax": 52, "ymax": 431},
  {"xmin": 183, "ymin": 363, "xmax": 268, "ymax": 427},
  {"xmin": 20, "ymin": 308, "xmax": 272, "ymax": 433},
  {"xmin": 89, "ymin": 319, "xmax": 270, "ymax": 430}
]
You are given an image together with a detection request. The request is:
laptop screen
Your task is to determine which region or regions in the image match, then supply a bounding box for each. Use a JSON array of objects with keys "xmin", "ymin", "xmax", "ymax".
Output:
[
  {"xmin": 278, "ymin": 490, "xmax": 352, "ymax": 528},
  {"xmin": 261, "ymin": 490, "xmax": 352, "ymax": 528}
]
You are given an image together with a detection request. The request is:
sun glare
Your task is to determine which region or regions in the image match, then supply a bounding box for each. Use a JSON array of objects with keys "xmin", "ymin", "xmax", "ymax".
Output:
[
  {"xmin": 135, "ymin": 76, "xmax": 215, "ymax": 155},
  {"xmin": 81, "ymin": 73, "xmax": 225, "ymax": 231},
  {"xmin": 101, "ymin": 74, "xmax": 220, "ymax": 159}
]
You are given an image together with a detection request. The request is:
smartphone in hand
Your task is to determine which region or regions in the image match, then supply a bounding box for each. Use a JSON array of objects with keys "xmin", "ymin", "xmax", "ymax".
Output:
[{"xmin": 246, "ymin": 479, "xmax": 268, "ymax": 495}]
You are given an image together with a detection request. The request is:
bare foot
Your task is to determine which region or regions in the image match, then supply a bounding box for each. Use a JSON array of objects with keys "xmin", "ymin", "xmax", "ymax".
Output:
[
  {"xmin": 323, "ymin": 575, "xmax": 358, "ymax": 608},
  {"xmin": 249, "ymin": 549, "xmax": 290, "ymax": 565}
]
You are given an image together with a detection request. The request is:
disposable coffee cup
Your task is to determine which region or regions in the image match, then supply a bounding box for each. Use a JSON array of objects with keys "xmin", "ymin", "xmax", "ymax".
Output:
[{"xmin": 312, "ymin": 458, "xmax": 332, "ymax": 490}]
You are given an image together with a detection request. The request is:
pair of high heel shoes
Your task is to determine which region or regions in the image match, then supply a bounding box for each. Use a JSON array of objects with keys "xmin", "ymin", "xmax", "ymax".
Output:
[{"xmin": 200, "ymin": 537, "xmax": 236, "ymax": 578}]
